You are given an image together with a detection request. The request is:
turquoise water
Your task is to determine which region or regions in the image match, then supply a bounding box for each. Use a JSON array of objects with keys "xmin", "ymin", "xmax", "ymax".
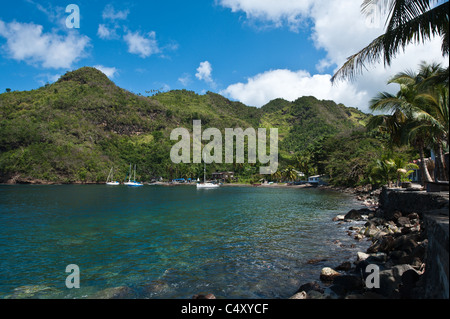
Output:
[{"xmin": 0, "ymin": 185, "xmax": 369, "ymax": 299}]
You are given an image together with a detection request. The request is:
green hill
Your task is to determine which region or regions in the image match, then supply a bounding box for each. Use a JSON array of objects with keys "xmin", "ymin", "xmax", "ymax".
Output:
[{"xmin": 0, "ymin": 67, "xmax": 371, "ymax": 184}]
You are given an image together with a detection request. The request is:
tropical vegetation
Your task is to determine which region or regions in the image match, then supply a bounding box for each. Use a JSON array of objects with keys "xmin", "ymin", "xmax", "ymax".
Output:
[
  {"xmin": 367, "ymin": 62, "xmax": 449, "ymax": 184},
  {"xmin": 0, "ymin": 67, "xmax": 372, "ymax": 185}
]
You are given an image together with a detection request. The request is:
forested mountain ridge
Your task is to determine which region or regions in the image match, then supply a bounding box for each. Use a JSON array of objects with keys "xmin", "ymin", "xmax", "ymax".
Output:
[{"xmin": 0, "ymin": 67, "xmax": 371, "ymax": 184}]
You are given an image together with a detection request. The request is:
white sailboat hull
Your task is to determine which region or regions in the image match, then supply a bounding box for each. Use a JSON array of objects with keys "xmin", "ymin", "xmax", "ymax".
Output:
[
  {"xmin": 124, "ymin": 182, "xmax": 143, "ymax": 187},
  {"xmin": 106, "ymin": 167, "xmax": 120, "ymax": 185},
  {"xmin": 197, "ymin": 183, "xmax": 220, "ymax": 189},
  {"xmin": 124, "ymin": 164, "xmax": 143, "ymax": 186}
]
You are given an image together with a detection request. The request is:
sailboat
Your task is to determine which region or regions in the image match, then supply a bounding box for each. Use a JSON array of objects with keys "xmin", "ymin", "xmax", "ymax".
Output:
[
  {"xmin": 197, "ymin": 162, "xmax": 219, "ymax": 189},
  {"xmin": 124, "ymin": 164, "xmax": 144, "ymax": 187},
  {"xmin": 106, "ymin": 167, "xmax": 120, "ymax": 186}
]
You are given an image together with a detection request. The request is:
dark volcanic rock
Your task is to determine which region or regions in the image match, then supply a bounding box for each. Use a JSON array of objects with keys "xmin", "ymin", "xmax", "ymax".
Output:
[
  {"xmin": 344, "ymin": 208, "xmax": 372, "ymax": 221},
  {"xmin": 296, "ymin": 281, "xmax": 324, "ymax": 294}
]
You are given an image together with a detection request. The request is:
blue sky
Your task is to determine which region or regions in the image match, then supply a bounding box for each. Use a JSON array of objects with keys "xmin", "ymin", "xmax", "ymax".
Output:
[{"xmin": 1, "ymin": 0, "xmax": 447, "ymax": 111}]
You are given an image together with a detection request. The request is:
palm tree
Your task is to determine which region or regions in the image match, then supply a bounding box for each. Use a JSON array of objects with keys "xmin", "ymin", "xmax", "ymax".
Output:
[
  {"xmin": 369, "ymin": 157, "xmax": 398, "ymax": 187},
  {"xmin": 271, "ymin": 170, "xmax": 283, "ymax": 182},
  {"xmin": 283, "ymin": 166, "xmax": 298, "ymax": 182},
  {"xmin": 369, "ymin": 156, "xmax": 419, "ymax": 187},
  {"xmin": 393, "ymin": 157, "xmax": 420, "ymax": 186},
  {"xmin": 332, "ymin": 0, "xmax": 449, "ymax": 82},
  {"xmin": 415, "ymin": 66, "xmax": 449, "ymax": 180},
  {"xmin": 295, "ymin": 153, "xmax": 314, "ymax": 179},
  {"xmin": 368, "ymin": 62, "xmax": 449, "ymax": 183}
]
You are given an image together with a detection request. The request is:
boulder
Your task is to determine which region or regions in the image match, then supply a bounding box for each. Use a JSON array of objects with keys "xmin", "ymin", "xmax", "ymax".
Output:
[
  {"xmin": 333, "ymin": 215, "xmax": 345, "ymax": 221},
  {"xmin": 320, "ymin": 267, "xmax": 341, "ymax": 282},
  {"xmin": 332, "ymin": 275, "xmax": 364, "ymax": 293},
  {"xmin": 344, "ymin": 208, "xmax": 372, "ymax": 221},
  {"xmin": 397, "ymin": 217, "xmax": 411, "ymax": 227},
  {"xmin": 399, "ymin": 269, "xmax": 421, "ymax": 299},
  {"xmin": 366, "ymin": 252, "xmax": 388, "ymax": 264},
  {"xmin": 289, "ymin": 291, "xmax": 307, "ymax": 299},
  {"xmin": 367, "ymin": 235, "xmax": 395, "ymax": 254},
  {"xmin": 393, "ymin": 235, "xmax": 419, "ymax": 254},
  {"xmin": 357, "ymin": 252, "xmax": 370, "ymax": 262},
  {"xmin": 407, "ymin": 212, "xmax": 420, "ymax": 221},
  {"xmin": 335, "ymin": 261, "xmax": 352, "ymax": 271},
  {"xmin": 384, "ymin": 210, "xmax": 402, "ymax": 222},
  {"xmin": 392, "ymin": 264, "xmax": 416, "ymax": 279},
  {"xmin": 297, "ymin": 281, "xmax": 324, "ymax": 294},
  {"xmin": 411, "ymin": 240, "xmax": 427, "ymax": 260},
  {"xmin": 377, "ymin": 269, "xmax": 399, "ymax": 298}
]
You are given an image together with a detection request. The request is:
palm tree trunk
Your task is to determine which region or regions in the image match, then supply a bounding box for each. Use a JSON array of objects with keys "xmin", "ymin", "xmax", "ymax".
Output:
[
  {"xmin": 436, "ymin": 142, "xmax": 448, "ymax": 181},
  {"xmin": 419, "ymin": 142, "xmax": 433, "ymax": 185}
]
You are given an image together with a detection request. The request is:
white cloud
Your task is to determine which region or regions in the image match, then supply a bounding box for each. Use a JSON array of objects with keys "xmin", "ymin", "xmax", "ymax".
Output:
[
  {"xmin": 218, "ymin": 0, "xmax": 313, "ymax": 31},
  {"xmin": 25, "ymin": 0, "xmax": 67, "ymax": 28},
  {"xmin": 221, "ymin": 69, "xmax": 367, "ymax": 108},
  {"xmin": 178, "ymin": 73, "xmax": 192, "ymax": 86},
  {"xmin": 35, "ymin": 73, "xmax": 62, "ymax": 85},
  {"xmin": 94, "ymin": 65, "xmax": 118, "ymax": 79},
  {"xmin": 97, "ymin": 24, "xmax": 119, "ymax": 40},
  {"xmin": 123, "ymin": 30, "xmax": 160, "ymax": 58},
  {"xmin": 0, "ymin": 20, "xmax": 90, "ymax": 69},
  {"xmin": 195, "ymin": 61, "xmax": 215, "ymax": 86},
  {"xmin": 102, "ymin": 4, "xmax": 129, "ymax": 21},
  {"xmin": 218, "ymin": 0, "xmax": 448, "ymax": 112}
]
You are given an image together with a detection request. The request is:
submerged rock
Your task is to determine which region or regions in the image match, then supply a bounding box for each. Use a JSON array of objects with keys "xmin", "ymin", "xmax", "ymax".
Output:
[
  {"xmin": 90, "ymin": 286, "xmax": 134, "ymax": 299},
  {"xmin": 6, "ymin": 285, "xmax": 57, "ymax": 299},
  {"xmin": 140, "ymin": 280, "xmax": 170, "ymax": 297},
  {"xmin": 192, "ymin": 293, "xmax": 216, "ymax": 299}
]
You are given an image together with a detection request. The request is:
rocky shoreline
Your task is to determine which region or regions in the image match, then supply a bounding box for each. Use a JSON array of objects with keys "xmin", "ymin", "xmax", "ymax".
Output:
[{"xmin": 290, "ymin": 186, "xmax": 432, "ymax": 299}]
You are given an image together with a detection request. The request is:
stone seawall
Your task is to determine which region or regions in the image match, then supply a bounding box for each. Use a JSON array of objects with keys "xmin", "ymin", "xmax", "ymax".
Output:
[
  {"xmin": 380, "ymin": 188, "xmax": 449, "ymax": 299},
  {"xmin": 423, "ymin": 209, "xmax": 449, "ymax": 299},
  {"xmin": 379, "ymin": 188, "xmax": 449, "ymax": 217}
]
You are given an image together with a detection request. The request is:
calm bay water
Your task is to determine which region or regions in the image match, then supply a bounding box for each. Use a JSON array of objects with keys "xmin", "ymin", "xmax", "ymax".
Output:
[{"xmin": 0, "ymin": 185, "xmax": 370, "ymax": 299}]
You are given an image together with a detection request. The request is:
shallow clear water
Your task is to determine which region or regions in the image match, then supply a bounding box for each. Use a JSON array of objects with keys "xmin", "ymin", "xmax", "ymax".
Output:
[{"xmin": 0, "ymin": 185, "xmax": 370, "ymax": 299}]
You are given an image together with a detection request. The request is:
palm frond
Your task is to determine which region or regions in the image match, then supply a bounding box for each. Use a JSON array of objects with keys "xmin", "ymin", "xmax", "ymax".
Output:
[{"xmin": 332, "ymin": 1, "xmax": 449, "ymax": 83}]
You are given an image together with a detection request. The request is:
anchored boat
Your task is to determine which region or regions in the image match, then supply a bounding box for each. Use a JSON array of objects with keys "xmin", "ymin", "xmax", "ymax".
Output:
[
  {"xmin": 124, "ymin": 164, "xmax": 143, "ymax": 187},
  {"xmin": 197, "ymin": 162, "xmax": 219, "ymax": 189},
  {"xmin": 106, "ymin": 167, "xmax": 120, "ymax": 186}
]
